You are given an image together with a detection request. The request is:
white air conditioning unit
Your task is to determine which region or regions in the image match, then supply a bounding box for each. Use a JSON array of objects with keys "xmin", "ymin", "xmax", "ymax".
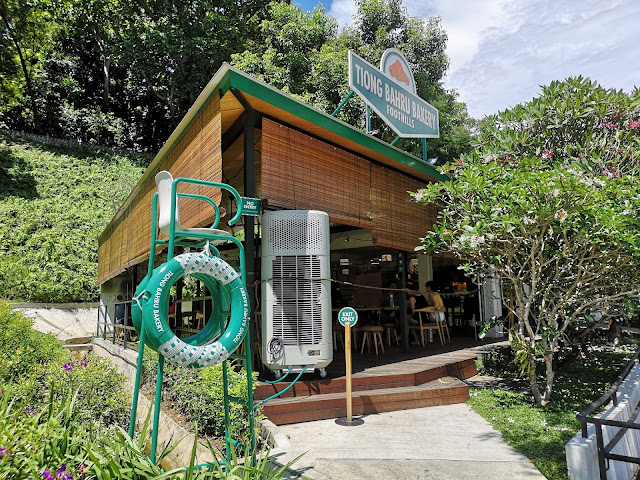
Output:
[{"xmin": 261, "ymin": 210, "xmax": 332, "ymax": 378}]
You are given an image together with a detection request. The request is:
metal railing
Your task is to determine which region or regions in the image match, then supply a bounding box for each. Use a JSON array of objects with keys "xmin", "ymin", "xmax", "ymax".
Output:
[
  {"xmin": 96, "ymin": 301, "xmax": 137, "ymax": 350},
  {"xmin": 576, "ymin": 346, "xmax": 640, "ymax": 479}
]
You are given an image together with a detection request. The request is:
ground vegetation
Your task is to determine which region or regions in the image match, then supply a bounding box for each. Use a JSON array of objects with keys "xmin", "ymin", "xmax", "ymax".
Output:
[
  {"xmin": 0, "ymin": 134, "xmax": 147, "ymax": 302},
  {"xmin": 470, "ymin": 340, "xmax": 636, "ymax": 479}
]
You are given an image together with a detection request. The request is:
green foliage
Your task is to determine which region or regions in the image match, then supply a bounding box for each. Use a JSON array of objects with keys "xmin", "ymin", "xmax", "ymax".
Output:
[
  {"xmin": 1, "ymin": 0, "xmax": 269, "ymax": 151},
  {"xmin": 232, "ymin": 0, "xmax": 473, "ymax": 165},
  {"xmin": 0, "ymin": 307, "xmax": 286, "ymax": 479},
  {"xmin": 0, "ymin": 386, "xmax": 94, "ymax": 479},
  {"xmin": 469, "ymin": 344, "xmax": 635, "ymax": 479},
  {"xmin": 0, "ymin": 304, "xmax": 68, "ymax": 380},
  {"xmin": 142, "ymin": 350, "xmax": 262, "ymax": 447},
  {"xmin": 0, "ymin": 134, "xmax": 147, "ymax": 302},
  {"xmin": 414, "ymin": 77, "xmax": 640, "ymax": 404}
]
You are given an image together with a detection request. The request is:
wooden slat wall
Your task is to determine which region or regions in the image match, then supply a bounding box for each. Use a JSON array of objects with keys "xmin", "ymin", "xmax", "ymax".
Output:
[
  {"xmin": 97, "ymin": 92, "xmax": 223, "ymax": 284},
  {"xmin": 261, "ymin": 118, "xmax": 437, "ymax": 252}
]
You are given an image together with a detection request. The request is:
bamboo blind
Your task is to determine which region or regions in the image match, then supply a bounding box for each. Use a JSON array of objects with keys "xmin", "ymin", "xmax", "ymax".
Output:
[
  {"xmin": 261, "ymin": 119, "xmax": 438, "ymax": 252},
  {"xmin": 97, "ymin": 92, "xmax": 223, "ymax": 284}
]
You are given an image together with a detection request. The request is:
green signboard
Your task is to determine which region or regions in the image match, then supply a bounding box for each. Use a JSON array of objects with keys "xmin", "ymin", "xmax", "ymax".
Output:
[
  {"xmin": 348, "ymin": 50, "xmax": 439, "ymax": 138},
  {"xmin": 240, "ymin": 197, "xmax": 261, "ymax": 216},
  {"xmin": 338, "ymin": 307, "xmax": 358, "ymax": 327}
]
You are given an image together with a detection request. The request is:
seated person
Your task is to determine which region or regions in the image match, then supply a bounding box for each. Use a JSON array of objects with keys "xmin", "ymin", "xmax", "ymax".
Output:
[
  {"xmin": 115, "ymin": 295, "xmax": 126, "ymax": 324},
  {"xmin": 425, "ymin": 281, "xmax": 446, "ymax": 323},
  {"xmin": 407, "ymin": 283, "xmax": 428, "ymax": 323}
]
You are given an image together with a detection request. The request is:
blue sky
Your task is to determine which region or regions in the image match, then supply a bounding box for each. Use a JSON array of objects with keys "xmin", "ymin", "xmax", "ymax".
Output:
[{"xmin": 292, "ymin": 0, "xmax": 640, "ymax": 119}]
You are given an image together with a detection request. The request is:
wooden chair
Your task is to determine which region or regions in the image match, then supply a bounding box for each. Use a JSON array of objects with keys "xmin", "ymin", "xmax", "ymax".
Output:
[
  {"xmin": 436, "ymin": 307, "xmax": 451, "ymax": 344},
  {"xmin": 410, "ymin": 307, "xmax": 444, "ymax": 346},
  {"xmin": 358, "ymin": 325, "xmax": 385, "ymax": 354}
]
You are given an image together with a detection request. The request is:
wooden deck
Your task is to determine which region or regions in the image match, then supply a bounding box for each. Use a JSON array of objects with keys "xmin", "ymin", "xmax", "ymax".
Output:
[{"xmin": 255, "ymin": 335, "xmax": 507, "ymax": 425}]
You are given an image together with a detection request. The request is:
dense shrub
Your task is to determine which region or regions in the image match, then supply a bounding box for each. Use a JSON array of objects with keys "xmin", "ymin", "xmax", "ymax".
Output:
[
  {"xmin": 142, "ymin": 350, "xmax": 262, "ymax": 446},
  {"xmin": 0, "ymin": 134, "xmax": 147, "ymax": 302},
  {"xmin": 0, "ymin": 304, "xmax": 68, "ymax": 381}
]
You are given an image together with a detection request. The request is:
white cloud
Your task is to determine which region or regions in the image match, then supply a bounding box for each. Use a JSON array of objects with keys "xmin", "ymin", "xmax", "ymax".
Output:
[
  {"xmin": 328, "ymin": 0, "xmax": 358, "ymax": 29},
  {"xmin": 320, "ymin": 0, "xmax": 640, "ymax": 119},
  {"xmin": 447, "ymin": 0, "xmax": 640, "ymax": 117}
]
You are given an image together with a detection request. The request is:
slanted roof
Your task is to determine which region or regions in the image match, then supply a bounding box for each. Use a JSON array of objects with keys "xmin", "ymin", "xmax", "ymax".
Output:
[{"xmin": 99, "ymin": 63, "xmax": 444, "ymax": 284}]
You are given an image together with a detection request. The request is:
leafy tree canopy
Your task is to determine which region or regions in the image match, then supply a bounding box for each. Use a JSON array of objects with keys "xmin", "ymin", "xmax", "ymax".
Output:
[
  {"xmin": 413, "ymin": 77, "xmax": 640, "ymax": 404},
  {"xmin": 233, "ymin": 0, "xmax": 473, "ymax": 165}
]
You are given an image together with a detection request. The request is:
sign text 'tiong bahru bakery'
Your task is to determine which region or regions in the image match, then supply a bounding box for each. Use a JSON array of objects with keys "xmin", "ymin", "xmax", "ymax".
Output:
[{"xmin": 348, "ymin": 49, "xmax": 440, "ymax": 138}]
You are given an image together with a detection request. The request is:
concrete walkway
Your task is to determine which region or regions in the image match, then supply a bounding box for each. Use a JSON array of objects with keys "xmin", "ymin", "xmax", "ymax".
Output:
[{"xmin": 266, "ymin": 403, "xmax": 545, "ymax": 480}]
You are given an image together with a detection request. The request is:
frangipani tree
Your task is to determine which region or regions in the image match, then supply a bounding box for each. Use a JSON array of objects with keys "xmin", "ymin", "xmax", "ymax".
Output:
[{"xmin": 413, "ymin": 77, "xmax": 640, "ymax": 405}]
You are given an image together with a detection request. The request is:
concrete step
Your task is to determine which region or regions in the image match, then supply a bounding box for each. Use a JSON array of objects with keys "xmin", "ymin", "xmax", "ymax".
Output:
[
  {"xmin": 63, "ymin": 343, "xmax": 93, "ymax": 352},
  {"xmin": 261, "ymin": 376, "xmax": 469, "ymax": 425}
]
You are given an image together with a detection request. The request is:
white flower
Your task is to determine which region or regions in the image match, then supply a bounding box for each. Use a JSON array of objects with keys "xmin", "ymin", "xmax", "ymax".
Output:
[
  {"xmin": 551, "ymin": 189, "xmax": 560, "ymax": 197},
  {"xmin": 541, "ymin": 420, "xmax": 548, "ymax": 427},
  {"xmin": 508, "ymin": 418, "xmax": 515, "ymax": 424},
  {"xmin": 555, "ymin": 209, "xmax": 568, "ymax": 222},
  {"xmin": 623, "ymin": 209, "xmax": 633, "ymax": 215},
  {"xmin": 594, "ymin": 178, "xmax": 605, "ymax": 187},
  {"xmin": 579, "ymin": 177, "xmax": 594, "ymax": 187},
  {"xmin": 413, "ymin": 191, "xmax": 425, "ymax": 201},
  {"xmin": 524, "ymin": 216, "xmax": 536, "ymax": 225},
  {"xmin": 469, "ymin": 235, "xmax": 486, "ymax": 248}
]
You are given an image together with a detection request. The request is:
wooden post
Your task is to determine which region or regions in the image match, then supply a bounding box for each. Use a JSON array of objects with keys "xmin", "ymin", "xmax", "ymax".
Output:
[{"xmin": 345, "ymin": 321, "xmax": 352, "ymax": 422}]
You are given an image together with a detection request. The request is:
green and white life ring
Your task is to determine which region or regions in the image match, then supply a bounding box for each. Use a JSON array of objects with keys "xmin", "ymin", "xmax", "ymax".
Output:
[{"xmin": 132, "ymin": 252, "xmax": 249, "ymax": 368}]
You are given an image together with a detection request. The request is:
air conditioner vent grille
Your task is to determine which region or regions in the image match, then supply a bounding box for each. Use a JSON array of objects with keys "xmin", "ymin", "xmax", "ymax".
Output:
[{"xmin": 271, "ymin": 255, "xmax": 323, "ymax": 346}]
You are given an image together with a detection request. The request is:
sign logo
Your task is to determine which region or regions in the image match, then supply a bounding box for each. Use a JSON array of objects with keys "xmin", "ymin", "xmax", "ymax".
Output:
[
  {"xmin": 348, "ymin": 50, "xmax": 439, "ymax": 139},
  {"xmin": 380, "ymin": 49, "xmax": 416, "ymax": 94}
]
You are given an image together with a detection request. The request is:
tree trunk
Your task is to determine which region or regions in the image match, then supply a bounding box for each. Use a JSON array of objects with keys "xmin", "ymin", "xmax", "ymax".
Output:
[
  {"xmin": 528, "ymin": 352, "xmax": 543, "ymax": 404},
  {"xmin": 102, "ymin": 56, "xmax": 111, "ymax": 112},
  {"xmin": 0, "ymin": 7, "xmax": 38, "ymax": 128},
  {"xmin": 542, "ymin": 354, "xmax": 554, "ymax": 404}
]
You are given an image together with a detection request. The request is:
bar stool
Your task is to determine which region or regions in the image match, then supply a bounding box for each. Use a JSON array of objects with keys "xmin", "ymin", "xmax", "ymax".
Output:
[
  {"xmin": 359, "ymin": 325, "xmax": 385, "ymax": 354},
  {"xmin": 381, "ymin": 322, "xmax": 399, "ymax": 346}
]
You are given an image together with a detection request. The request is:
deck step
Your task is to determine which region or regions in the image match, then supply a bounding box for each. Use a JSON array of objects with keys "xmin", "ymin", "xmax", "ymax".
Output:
[
  {"xmin": 254, "ymin": 357, "xmax": 477, "ymax": 401},
  {"xmin": 261, "ymin": 376, "xmax": 469, "ymax": 425}
]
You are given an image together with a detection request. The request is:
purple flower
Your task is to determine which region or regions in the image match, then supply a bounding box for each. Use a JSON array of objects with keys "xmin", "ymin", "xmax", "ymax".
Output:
[
  {"xmin": 63, "ymin": 363, "xmax": 73, "ymax": 372},
  {"xmin": 80, "ymin": 359, "xmax": 87, "ymax": 367},
  {"xmin": 55, "ymin": 464, "xmax": 73, "ymax": 480},
  {"xmin": 25, "ymin": 406, "xmax": 35, "ymax": 415},
  {"xmin": 0, "ymin": 445, "xmax": 9, "ymax": 458},
  {"xmin": 42, "ymin": 471, "xmax": 54, "ymax": 480}
]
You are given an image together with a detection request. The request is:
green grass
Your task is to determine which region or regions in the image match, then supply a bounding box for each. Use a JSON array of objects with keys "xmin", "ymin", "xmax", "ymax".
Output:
[
  {"xmin": 0, "ymin": 134, "xmax": 148, "ymax": 302},
  {"xmin": 468, "ymin": 342, "xmax": 637, "ymax": 479}
]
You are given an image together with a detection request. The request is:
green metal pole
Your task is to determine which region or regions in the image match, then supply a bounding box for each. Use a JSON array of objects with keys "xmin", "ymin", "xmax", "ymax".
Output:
[
  {"xmin": 331, "ymin": 91, "xmax": 354, "ymax": 117},
  {"xmin": 366, "ymin": 105, "xmax": 371, "ymax": 133},
  {"xmin": 391, "ymin": 136, "xmax": 400, "ymax": 146},
  {"xmin": 150, "ymin": 355, "xmax": 165, "ymax": 464},
  {"xmin": 422, "ymin": 138, "xmax": 427, "ymax": 163},
  {"xmin": 222, "ymin": 360, "xmax": 232, "ymax": 461},
  {"xmin": 128, "ymin": 321, "xmax": 146, "ymax": 438}
]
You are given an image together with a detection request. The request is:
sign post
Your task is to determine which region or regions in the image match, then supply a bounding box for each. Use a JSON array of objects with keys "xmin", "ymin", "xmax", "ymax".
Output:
[{"xmin": 338, "ymin": 307, "xmax": 358, "ymax": 423}]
